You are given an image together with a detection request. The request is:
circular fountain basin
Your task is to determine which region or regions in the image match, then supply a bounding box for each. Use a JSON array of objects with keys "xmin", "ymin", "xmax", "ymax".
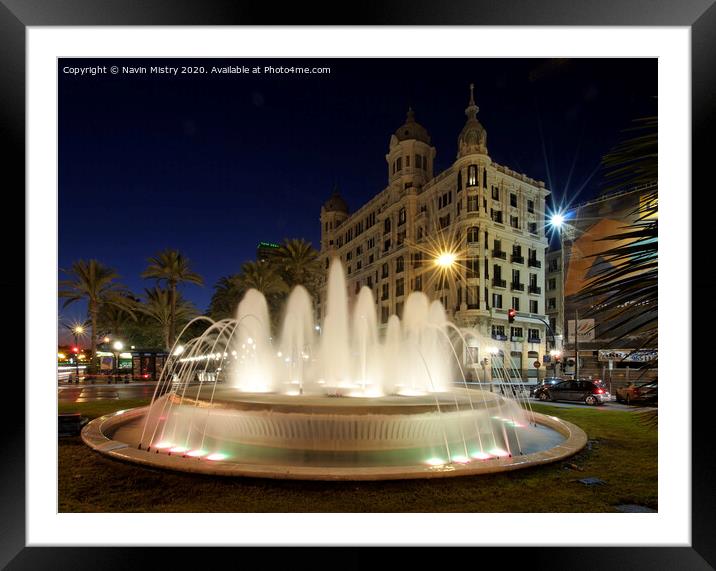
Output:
[{"xmin": 82, "ymin": 389, "xmax": 587, "ymax": 481}]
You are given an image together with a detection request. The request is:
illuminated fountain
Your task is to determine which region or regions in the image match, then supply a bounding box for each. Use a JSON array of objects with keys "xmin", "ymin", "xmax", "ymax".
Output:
[{"xmin": 82, "ymin": 259, "xmax": 586, "ymax": 480}]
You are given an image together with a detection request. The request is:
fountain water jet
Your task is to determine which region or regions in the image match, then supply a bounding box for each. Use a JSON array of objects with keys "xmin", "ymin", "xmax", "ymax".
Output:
[{"xmin": 83, "ymin": 259, "xmax": 587, "ymax": 480}]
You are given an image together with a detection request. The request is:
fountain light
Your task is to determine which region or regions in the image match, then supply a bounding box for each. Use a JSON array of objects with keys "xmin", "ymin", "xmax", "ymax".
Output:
[
  {"xmin": 186, "ymin": 449, "xmax": 208, "ymax": 458},
  {"xmin": 425, "ymin": 457, "xmax": 447, "ymax": 466},
  {"xmin": 153, "ymin": 441, "xmax": 173, "ymax": 449},
  {"xmin": 470, "ymin": 451, "xmax": 493, "ymax": 460},
  {"xmin": 173, "ymin": 345, "xmax": 185, "ymax": 356},
  {"xmin": 451, "ymin": 455, "xmax": 471, "ymax": 464},
  {"xmin": 169, "ymin": 446, "xmax": 189, "ymax": 454},
  {"xmin": 396, "ymin": 387, "xmax": 428, "ymax": 397},
  {"xmin": 347, "ymin": 387, "xmax": 384, "ymax": 398},
  {"xmin": 489, "ymin": 448, "xmax": 510, "ymax": 458},
  {"xmin": 206, "ymin": 452, "xmax": 229, "ymax": 461}
]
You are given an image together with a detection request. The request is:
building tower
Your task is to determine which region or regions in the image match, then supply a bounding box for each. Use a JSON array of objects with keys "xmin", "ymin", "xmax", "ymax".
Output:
[{"xmin": 319, "ymin": 185, "xmax": 349, "ymax": 254}]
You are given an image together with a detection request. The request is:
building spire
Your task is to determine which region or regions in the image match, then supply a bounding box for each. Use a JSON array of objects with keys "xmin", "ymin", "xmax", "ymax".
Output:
[
  {"xmin": 465, "ymin": 83, "xmax": 479, "ymax": 119},
  {"xmin": 406, "ymin": 105, "xmax": 415, "ymax": 122}
]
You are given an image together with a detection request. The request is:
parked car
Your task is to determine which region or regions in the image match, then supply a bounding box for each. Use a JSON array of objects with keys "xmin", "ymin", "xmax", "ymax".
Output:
[
  {"xmin": 615, "ymin": 380, "xmax": 658, "ymax": 405},
  {"xmin": 533, "ymin": 379, "xmax": 611, "ymax": 406},
  {"xmin": 530, "ymin": 377, "xmax": 564, "ymax": 397}
]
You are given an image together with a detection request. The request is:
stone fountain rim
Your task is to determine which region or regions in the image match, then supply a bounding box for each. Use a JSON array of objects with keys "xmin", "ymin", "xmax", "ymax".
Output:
[
  {"xmin": 164, "ymin": 385, "xmax": 512, "ymax": 415},
  {"xmin": 81, "ymin": 405, "xmax": 588, "ymax": 481}
]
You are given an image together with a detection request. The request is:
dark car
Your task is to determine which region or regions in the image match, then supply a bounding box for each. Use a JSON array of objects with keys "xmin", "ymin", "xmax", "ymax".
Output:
[
  {"xmin": 616, "ymin": 380, "xmax": 658, "ymax": 405},
  {"xmin": 529, "ymin": 377, "xmax": 563, "ymax": 397},
  {"xmin": 533, "ymin": 379, "xmax": 611, "ymax": 406}
]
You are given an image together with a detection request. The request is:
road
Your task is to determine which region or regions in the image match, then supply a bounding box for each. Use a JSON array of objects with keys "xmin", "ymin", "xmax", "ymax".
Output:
[{"xmin": 58, "ymin": 382, "xmax": 159, "ymax": 403}]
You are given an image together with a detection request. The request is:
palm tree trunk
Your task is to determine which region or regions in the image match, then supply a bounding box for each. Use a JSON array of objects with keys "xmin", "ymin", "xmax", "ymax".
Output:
[{"xmin": 169, "ymin": 280, "xmax": 176, "ymax": 349}]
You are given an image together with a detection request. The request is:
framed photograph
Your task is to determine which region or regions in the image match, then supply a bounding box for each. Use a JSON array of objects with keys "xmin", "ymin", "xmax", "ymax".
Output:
[{"xmin": 4, "ymin": 0, "xmax": 711, "ymax": 567}]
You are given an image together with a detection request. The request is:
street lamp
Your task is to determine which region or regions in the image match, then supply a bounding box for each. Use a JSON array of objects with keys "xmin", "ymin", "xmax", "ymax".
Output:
[
  {"xmin": 435, "ymin": 251, "xmax": 457, "ymax": 268},
  {"xmin": 548, "ymin": 210, "xmax": 571, "ymax": 377},
  {"xmin": 112, "ymin": 340, "xmax": 124, "ymax": 382}
]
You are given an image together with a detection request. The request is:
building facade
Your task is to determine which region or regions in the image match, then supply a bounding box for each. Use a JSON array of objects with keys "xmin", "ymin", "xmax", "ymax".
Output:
[{"xmin": 319, "ymin": 87, "xmax": 551, "ymax": 381}]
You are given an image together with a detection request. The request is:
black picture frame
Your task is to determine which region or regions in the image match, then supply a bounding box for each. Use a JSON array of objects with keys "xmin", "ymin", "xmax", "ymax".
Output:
[{"xmin": 3, "ymin": 1, "xmax": 711, "ymax": 568}]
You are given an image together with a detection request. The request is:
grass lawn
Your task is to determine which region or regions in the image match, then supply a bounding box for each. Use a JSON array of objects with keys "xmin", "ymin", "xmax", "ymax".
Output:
[{"xmin": 59, "ymin": 399, "xmax": 657, "ymax": 512}]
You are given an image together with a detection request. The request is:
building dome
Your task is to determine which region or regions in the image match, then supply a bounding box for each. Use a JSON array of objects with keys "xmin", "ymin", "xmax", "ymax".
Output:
[
  {"xmin": 393, "ymin": 107, "xmax": 431, "ymax": 144},
  {"xmin": 323, "ymin": 189, "xmax": 349, "ymax": 213},
  {"xmin": 457, "ymin": 84, "xmax": 488, "ymax": 157}
]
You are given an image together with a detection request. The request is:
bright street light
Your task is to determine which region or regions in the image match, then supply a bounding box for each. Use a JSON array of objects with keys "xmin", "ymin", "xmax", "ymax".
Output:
[
  {"xmin": 113, "ymin": 341, "xmax": 124, "ymax": 351},
  {"xmin": 550, "ymin": 212, "xmax": 565, "ymax": 228},
  {"xmin": 435, "ymin": 251, "xmax": 457, "ymax": 268}
]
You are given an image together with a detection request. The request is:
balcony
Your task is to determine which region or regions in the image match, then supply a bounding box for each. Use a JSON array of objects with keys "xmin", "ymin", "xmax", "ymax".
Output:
[
  {"xmin": 492, "ymin": 278, "xmax": 506, "ymax": 288},
  {"xmin": 492, "ymin": 249, "xmax": 507, "ymax": 260},
  {"xmin": 491, "ymin": 334, "xmax": 508, "ymax": 341},
  {"xmin": 528, "ymin": 258, "xmax": 542, "ymax": 268},
  {"xmin": 510, "ymin": 336, "xmax": 524, "ymax": 342},
  {"xmin": 528, "ymin": 285, "xmax": 541, "ymax": 295},
  {"xmin": 528, "ymin": 336, "xmax": 541, "ymax": 343},
  {"xmin": 511, "ymin": 255, "xmax": 524, "ymax": 264},
  {"xmin": 510, "ymin": 282, "xmax": 525, "ymax": 292}
]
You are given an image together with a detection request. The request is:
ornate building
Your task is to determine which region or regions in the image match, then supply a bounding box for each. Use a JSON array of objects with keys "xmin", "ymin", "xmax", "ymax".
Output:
[{"xmin": 319, "ymin": 86, "xmax": 550, "ymax": 381}]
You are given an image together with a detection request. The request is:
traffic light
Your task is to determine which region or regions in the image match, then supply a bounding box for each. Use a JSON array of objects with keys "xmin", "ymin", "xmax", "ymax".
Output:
[
  {"xmin": 72, "ymin": 346, "xmax": 79, "ymax": 354},
  {"xmin": 508, "ymin": 308, "xmax": 516, "ymax": 323}
]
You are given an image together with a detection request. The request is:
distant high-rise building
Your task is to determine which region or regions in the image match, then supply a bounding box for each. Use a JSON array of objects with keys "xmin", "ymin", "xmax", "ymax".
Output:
[{"xmin": 256, "ymin": 241, "xmax": 281, "ymax": 262}]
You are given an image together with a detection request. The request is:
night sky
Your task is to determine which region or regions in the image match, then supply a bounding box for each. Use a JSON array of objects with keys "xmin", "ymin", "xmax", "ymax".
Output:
[{"xmin": 58, "ymin": 57, "xmax": 656, "ymax": 340}]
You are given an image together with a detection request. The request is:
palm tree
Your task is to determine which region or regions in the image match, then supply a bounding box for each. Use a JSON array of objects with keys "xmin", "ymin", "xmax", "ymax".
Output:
[
  {"xmin": 137, "ymin": 287, "xmax": 198, "ymax": 350},
  {"xmin": 238, "ymin": 260, "xmax": 288, "ymax": 296},
  {"xmin": 577, "ymin": 115, "xmax": 657, "ymax": 351},
  {"xmin": 576, "ymin": 111, "xmax": 657, "ymax": 430},
  {"xmin": 273, "ymin": 238, "xmax": 322, "ymax": 297},
  {"xmin": 208, "ymin": 274, "xmax": 244, "ymax": 320},
  {"xmin": 97, "ymin": 294, "xmax": 139, "ymax": 341},
  {"xmin": 142, "ymin": 249, "xmax": 203, "ymax": 348},
  {"xmin": 59, "ymin": 260, "xmax": 133, "ymax": 363}
]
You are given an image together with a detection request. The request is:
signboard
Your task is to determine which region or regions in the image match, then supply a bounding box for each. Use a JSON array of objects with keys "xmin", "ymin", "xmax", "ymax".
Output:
[
  {"xmin": 533, "ymin": 361, "xmax": 541, "ymax": 368},
  {"xmin": 598, "ymin": 349, "xmax": 657, "ymax": 363},
  {"xmin": 567, "ymin": 319, "xmax": 595, "ymax": 342}
]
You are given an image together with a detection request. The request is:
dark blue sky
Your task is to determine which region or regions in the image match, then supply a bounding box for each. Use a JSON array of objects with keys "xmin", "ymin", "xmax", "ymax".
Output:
[{"xmin": 58, "ymin": 57, "xmax": 656, "ymax": 336}]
